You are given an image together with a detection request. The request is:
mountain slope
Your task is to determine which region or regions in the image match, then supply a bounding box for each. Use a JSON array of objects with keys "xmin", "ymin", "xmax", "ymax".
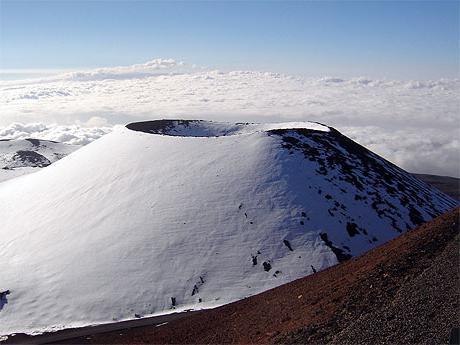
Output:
[
  {"xmin": 1, "ymin": 135, "xmax": 458, "ymax": 198},
  {"xmin": 61, "ymin": 207, "xmax": 458, "ymax": 345},
  {"xmin": 413, "ymin": 173, "xmax": 459, "ymax": 200},
  {"xmin": 0, "ymin": 120, "xmax": 457, "ymax": 336},
  {"xmin": 0, "ymin": 138, "xmax": 79, "ymax": 183}
]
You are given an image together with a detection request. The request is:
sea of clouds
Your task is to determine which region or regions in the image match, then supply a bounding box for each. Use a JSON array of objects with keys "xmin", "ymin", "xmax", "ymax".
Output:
[{"xmin": 0, "ymin": 58, "xmax": 458, "ymax": 176}]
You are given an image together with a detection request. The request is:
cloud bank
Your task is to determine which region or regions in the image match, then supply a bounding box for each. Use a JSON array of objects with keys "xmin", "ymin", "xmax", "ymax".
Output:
[
  {"xmin": 0, "ymin": 121, "xmax": 112, "ymax": 145},
  {"xmin": 63, "ymin": 58, "xmax": 185, "ymax": 81},
  {"xmin": 0, "ymin": 59, "xmax": 458, "ymax": 176}
]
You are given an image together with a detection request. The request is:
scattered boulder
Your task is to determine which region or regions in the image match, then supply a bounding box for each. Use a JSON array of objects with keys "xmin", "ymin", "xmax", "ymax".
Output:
[
  {"xmin": 263, "ymin": 262, "xmax": 272, "ymax": 272},
  {"xmin": 283, "ymin": 240, "xmax": 294, "ymax": 251}
]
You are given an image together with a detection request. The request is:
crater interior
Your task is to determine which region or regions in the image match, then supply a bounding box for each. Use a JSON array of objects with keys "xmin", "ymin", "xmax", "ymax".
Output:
[{"xmin": 126, "ymin": 119, "xmax": 329, "ymax": 137}]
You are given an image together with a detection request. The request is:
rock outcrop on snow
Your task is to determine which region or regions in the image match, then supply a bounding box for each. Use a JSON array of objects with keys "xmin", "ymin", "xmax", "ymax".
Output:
[{"xmin": 0, "ymin": 138, "xmax": 78, "ymax": 183}]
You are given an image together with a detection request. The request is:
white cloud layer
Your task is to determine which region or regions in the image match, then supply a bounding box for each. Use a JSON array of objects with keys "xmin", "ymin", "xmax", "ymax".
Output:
[
  {"xmin": 0, "ymin": 121, "xmax": 112, "ymax": 145},
  {"xmin": 0, "ymin": 59, "xmax": 459, "ymax": 176},
  {"xmin": 63, "ymin": 58, "xmax": 184, "ymax": 81}
]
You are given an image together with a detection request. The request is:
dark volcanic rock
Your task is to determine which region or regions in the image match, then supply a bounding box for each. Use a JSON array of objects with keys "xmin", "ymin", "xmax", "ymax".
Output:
[
  {"xmin": 25, "ymin": 138, "xmax": 40, "ymax": 147},
  {"xmin": 12, "ymin": 150, "xmax": 51, "ymax": 168},
  {"xmin": 319, "ymin": 233, "xmax": 352, "ymax": 263}
]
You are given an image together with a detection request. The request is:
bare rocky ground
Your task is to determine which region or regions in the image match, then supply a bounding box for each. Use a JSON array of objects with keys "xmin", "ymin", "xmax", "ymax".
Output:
[
  {"xmin": 328, "ymin": 234, "xmax": 459, "ymax": 345},
  {"xmin": 57, "ymin": 207, "xmax": 459, "ymax": 345},
  {"xmin": 414, "ymin": 173, "xmax": 460, "ymax": 200}
]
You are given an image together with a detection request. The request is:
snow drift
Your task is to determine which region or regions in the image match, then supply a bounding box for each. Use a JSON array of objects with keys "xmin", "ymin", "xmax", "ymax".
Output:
[{"xmin": 0, "ymin": 120, "xmax": 457, "ymax": 336}]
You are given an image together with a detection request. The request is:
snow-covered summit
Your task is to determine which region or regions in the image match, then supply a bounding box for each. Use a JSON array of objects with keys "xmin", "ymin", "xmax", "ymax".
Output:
[
  {"xmin": 126, "ymin": 119, "xmax": 329, "ymax": 137},
  {"xmin": 0, "ymin": 120, "xmax": 457, "ymax": 336}
]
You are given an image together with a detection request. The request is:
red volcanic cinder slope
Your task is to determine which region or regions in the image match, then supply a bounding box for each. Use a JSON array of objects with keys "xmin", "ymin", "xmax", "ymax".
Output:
[{"xmin": 62, "ymin": 207, "xmax": 459, "ymax": 345}]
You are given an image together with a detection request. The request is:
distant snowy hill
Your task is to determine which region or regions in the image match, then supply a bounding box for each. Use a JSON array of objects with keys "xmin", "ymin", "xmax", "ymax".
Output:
[
  {"xmin": 0, "ymin": 138, "xmax": 79, "ymax": 183},
  {"xmin": 0, "ymin": 120, "xmax": 457, "ymax": 336}
]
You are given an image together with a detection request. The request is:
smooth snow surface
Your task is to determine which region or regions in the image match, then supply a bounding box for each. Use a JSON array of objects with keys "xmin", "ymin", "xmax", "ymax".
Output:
[{"xmin": 0, "ymin": 120, "xmax": 457, "ymax": 336}]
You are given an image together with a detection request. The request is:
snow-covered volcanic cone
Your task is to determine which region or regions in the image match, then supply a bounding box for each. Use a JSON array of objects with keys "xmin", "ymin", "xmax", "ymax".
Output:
[{"xmin": 0, "ymin": 120, "xmax": 457, "ymax": 336}]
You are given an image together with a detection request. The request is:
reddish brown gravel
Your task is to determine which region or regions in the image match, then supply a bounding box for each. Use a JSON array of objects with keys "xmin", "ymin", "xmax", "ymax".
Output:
[
  {"xmin": 328, "ymin": 234, "xmax": 459, "ymax": 345},
  {"xmin": 61, "ymin": 207, "xmax": 459, "ymax": 345}
]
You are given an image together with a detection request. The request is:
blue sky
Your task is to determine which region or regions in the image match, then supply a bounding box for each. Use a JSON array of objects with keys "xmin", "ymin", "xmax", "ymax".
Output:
[{"xmin": 0, "ymin": 0, "xmax": 458, "ymax": 79}]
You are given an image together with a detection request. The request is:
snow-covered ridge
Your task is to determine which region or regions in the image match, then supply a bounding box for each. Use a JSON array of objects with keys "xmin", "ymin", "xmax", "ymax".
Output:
[
  {"xmin": 126, "ymin": 119, "xmax": 330, "ymax": 137},
  {"xmin": 0, "ymin": 120, "xmax": 457, "ymax": 336},
  {"xmin": 0, "ymin": 138, "xmax": 79, "ymax": 183}
]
